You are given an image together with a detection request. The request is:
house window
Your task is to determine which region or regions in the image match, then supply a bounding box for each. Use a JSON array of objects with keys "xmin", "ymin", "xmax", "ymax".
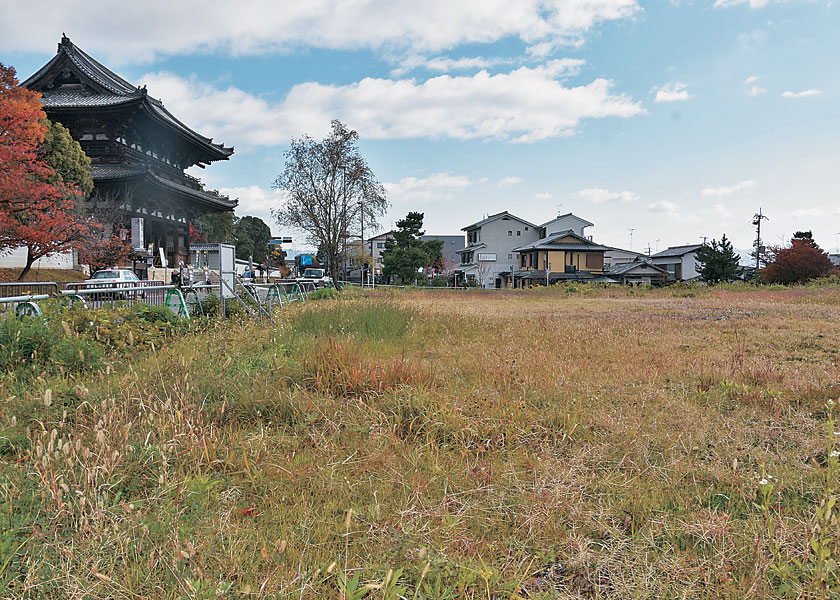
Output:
[
  {"xmin": 525, "ymin": 227, "xmax": 529, "ymax": 231},
  {"xmin": 508, "ymin": 254, "xmax": 512, "ymax": 259},
  {"xmin": 377, "ymin": 242, "xmax": 385, "ymax": 249},
  {"xmin": 517, "ymin": 231, "xmax": 521, "ymax": 236},
  {"xmin": 508, "ymin": 231, "xmax": 512, "ymax": 236},
  {"xmin": 520, "ymin": 254, "xmax": 526, "ymax": 268}
]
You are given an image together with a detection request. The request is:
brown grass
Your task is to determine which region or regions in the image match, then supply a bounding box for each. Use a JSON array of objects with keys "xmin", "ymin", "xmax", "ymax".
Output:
[{"xmin": 3, "ymin": 286, "xmax": 840, "ymax": 598}]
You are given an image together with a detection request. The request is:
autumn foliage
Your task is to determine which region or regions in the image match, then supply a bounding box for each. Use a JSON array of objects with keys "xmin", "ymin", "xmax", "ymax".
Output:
[
  {"xmin": 0, "ymin": 63, "xmax": 96, "ymax": 279},
  {"xmin": 762, "ymin": 231, "xmax": 836, "ymax": 284}
]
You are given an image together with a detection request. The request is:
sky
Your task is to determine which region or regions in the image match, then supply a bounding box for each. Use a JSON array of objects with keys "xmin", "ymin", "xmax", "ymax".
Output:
[{"xmin": 2, "ymin": 0, "xmax": 838, "ymax": 256}]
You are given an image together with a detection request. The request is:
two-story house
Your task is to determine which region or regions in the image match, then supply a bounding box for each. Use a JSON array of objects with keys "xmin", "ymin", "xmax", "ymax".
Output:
[
  {"xmin": 511, "ymin": 230, "xmax": 610, "ymax": 287},
  {"xmin": 456, "ymin": 212, "xmax": 541, "ymax": 288},
  {"xmin": 650, "ymin": 244, "xmax": 703, "ymax": 281},
  {"xmin": 366, "ymin": 231, "xmax": 395, "ymax": 275}
]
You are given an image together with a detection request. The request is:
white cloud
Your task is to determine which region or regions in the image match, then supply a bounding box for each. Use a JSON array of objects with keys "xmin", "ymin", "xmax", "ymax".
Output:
[
  {"xmin": 390, "ymin": 55, "xmax": 514, "ymax": 77},
  {"xmin": 653, "ymin": 82, "xmax": 694, "ymax": 103},
  {"xmin": 497, "ymin": 177, "xmax": 523, "ymax": 187},
  {"xmin": 140, "ymin": 62, "xmax": 645, "ymax": 146},
  {"xmin": 781, "ymin": 89, "xmax": 822, "ymax": 98},
  {"xmin": 217, "ymin": 185, "xmax": 286, "ymax": 231},
  {"xmin": 646, "ymin": 200, "xmax": 679, "ymax": 216},
  {"xmin": 0, "ymin": 1, "xmax": 640, "ymax": 63},
  {"xmin": 714, "ymin": 203, "xmax": 734, "ymax": 220},
  {"xmin": 743, "ymin": 75, "xmax": 767, "ymax": 96},
  {"xmin": 645, "ymin": 200, "xmax": 701, "ymax": 222},
  {"xmin": 701, "ymin": 179, "xmax": 757, "ymax": 197},
  {"xmin": 576, "ymin": 187, "xmax": 638, "ymax": 204},
  {"xmin": 785, "ymin": 207, "xmax": 840, "ymax": 218},
  {"xmin": 534, "ymin": 192, "xmax": 554, "ymax": 200},
  {"xmin": 715, "ymin": 0, "xmax": 770, "ymax": 8},
  {"xmin": 384, "ymin": 172, "xmax": 474, "ymax": 205}
]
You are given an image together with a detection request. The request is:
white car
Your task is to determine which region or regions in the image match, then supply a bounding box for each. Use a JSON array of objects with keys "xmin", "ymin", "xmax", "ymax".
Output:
[
  {"xmin": 300, "ymin": 268, "xmax": 333, "ymax": 286},
  {"xmin": 82, "ymin": 269, "xmax": 142, "ymax": 299},
  {"xmin": 84, "ymin": 269, "xmax": 140, "ymax": 285}
]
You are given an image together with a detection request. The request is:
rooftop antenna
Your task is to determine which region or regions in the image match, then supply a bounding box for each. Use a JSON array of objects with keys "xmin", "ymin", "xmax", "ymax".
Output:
[
  {"xmin": 655, "ymin": 238, "xmax": 660, "ymax": 252},
  {"xmin": 644, "ymin": 243, "xmax": 652, "ymax": 256},
  {"xmin": 627, "ymin": 228, "xmax": 635, "ymax": 250},
  {"xmin": 555, "ymin": 203, "xmax": 563, "ymax": 216}
]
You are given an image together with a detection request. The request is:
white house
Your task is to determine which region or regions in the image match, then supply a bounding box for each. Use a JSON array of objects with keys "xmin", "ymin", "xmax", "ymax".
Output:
[
  {"xmin": 540, "ymin": 213, "xmax": 594, "ymax": 238},
  {"xmin": 650, "ymin": 244, "xmax": 703, "ymax": 281},
  {"xmin": 456, "ymin": 211, "xmax": 541, "ymax": 288}
]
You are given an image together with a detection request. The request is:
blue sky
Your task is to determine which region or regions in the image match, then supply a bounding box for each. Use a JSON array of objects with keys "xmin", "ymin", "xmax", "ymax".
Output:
[{"xmin": 2, "ymin": 0, "xmax": 838, "ymax": 255}]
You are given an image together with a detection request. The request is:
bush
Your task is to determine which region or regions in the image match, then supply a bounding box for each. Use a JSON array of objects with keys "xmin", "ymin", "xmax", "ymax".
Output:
[
  {"xmin": 0, "ymin": 315, "xmax": 53, "ymax": 372},
  {"xmin": 49, "ymin": 336, "xmax": 103, "ymax": 372},
  {"xmin": 308, "ymin": 287, "xmax": 341, "ymax": 301}
]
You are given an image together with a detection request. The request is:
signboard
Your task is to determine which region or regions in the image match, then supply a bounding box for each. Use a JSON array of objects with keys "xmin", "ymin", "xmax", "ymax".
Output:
[
  {"xmin": 130, "ymin": 217, "xmax": 144, "ymax": 251},
  {"xmin": 158, "ymin": 247, "xmax": 168, "ymax": 268},
  {"xmin": 300, "ymin": 254, "xmax": 313, "ymax": 266},
  {"xmin": 269, "ymin": 237, "xmax": 293, "ymax": 244},
  {"xmin": 477, "ymin": 253, "xmax": 497, "ymax": 261}
]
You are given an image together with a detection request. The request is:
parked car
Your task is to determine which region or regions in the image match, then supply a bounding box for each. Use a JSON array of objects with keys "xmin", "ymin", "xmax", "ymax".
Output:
[
  {"xmin": 84, "ymin": 268, "xmax": 140, "ymax": 285},
  {"xmin": 82, "ymin": 269, "xmax": 142, "ymax": 300},
  {"xmin": 300, "ymin": 267, "xmax": 333, "ymax": 287}
]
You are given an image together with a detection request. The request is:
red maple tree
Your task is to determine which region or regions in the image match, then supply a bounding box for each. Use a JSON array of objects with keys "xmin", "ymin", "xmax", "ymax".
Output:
[
  {"xmin": 762, "ymin": 231, "xmax": 836, "ymax": 284},
  {"xmin": 0, "ymin": 63, "xmax": 96, "ymax": 279},
  {"xmin": 76, "ymin": 228, "xmax": 133, "ymax": 272}
]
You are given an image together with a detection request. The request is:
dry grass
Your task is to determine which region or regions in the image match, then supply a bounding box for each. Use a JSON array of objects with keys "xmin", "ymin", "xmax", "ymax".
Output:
[
  {"xmin": 0, "ymin": 267, "xmax": 87, "ymax": 283},
  {"xmin": 3, "ymin": 285, "xmax": 840, "ymax": 598}
]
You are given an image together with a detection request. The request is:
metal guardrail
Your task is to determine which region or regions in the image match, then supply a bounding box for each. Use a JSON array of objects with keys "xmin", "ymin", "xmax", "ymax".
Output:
[
  {"xmin": 0, "ymin": 281, "xmax": 60, "ymax": 298},
  {"xmin": 63, "ymin": 280, "xmax": 168, "ymax": 309},
  {"xmin": 1, "ymin": 276, "xmax": 332, "ymax": 321}
]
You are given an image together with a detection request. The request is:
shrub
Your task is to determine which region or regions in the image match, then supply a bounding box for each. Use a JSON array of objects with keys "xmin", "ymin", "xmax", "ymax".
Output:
[
  {"xmin": 308, "ymin": 287, "xmax": 341, "ymax": 301},
  {"xmin": 49, "ymin": 336, "xmax": 103, "ymax": 372}
]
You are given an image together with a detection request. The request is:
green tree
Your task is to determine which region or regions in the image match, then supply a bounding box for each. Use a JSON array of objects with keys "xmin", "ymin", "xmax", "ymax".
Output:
[
  {"xmin": 195, "ymin": 211, "xmax": 235, "ymax": 243},
  {"xmin": 233, "ymin": 215, "xmax": 271, "ymax": 263},
  {"xmin": 381, "ymin": 212, "xmax": 444, "ymax": 282},
  {"xmin": 694, "ymin": 234, "xmax": 741, "ymax": 283},
  {"xmin": 41, "ymin": 120, "xmax": 93, "ymax": 196},
  {"xmin": 272, "ymin": 120, "xmax": 388, "ymax": 283}
]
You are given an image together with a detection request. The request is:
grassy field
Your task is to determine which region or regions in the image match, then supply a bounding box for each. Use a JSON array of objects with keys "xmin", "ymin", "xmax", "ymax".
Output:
[{"xmin": 2, "ymin": 285, "xmax": 840, "ymax": 598}]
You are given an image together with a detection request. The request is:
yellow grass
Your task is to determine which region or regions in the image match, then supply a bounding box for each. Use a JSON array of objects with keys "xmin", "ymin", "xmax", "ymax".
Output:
[{"xmin": 3, "ymin": 285, "xmax": 840, "ymax": 598}]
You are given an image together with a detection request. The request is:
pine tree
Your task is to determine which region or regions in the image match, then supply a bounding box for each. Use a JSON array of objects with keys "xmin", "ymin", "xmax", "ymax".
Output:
[{"xmin": 694, "ymin": 235, "xmax": 741, "ymax": 283}]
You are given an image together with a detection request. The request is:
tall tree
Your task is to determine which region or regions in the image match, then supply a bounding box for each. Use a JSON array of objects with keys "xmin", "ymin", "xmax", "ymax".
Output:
[
  {"xmin": 272, "ymin": 120, "xmax": 388, "ymax": 282},
  {"xmin": 195, "ymin": 211, "xmax": 235, "ymax": 243},
  {"xmin": 694, "ymin": 235, "xmax": 741, "ymax": 283},
  {"xmin": 381, "ymin": 212, "xmax": 443, "ymax": 282},
  {"xmin": 41, "ymin": 120, "xmax": 93, "ymax": 195},
  {"xmin": 0, "ymin": 64, "xmax": 56, "ymax": 233},
  {"xmin": 762, "ymin": 231, "xmax": 835, "ymax": 284},
  {"xmin": 78, "ymin": 191, "xmax": 132, "ymax": 271},
  {"xmin": 233, "ymin": 215, "xmax": 271, "ymax": 263},
  {"xmin": 0, "ymin": 66, "xmax": 96, "ymax": 279}
]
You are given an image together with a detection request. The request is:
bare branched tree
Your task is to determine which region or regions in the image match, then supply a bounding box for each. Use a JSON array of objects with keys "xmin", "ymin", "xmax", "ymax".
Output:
[{"xmin": 271, "ymin": 120, "xmax": 388, "ymax": 282}]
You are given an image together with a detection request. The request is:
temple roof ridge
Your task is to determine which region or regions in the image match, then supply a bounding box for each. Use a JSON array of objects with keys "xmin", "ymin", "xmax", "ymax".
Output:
[{"xmin": 23, "ymin": 36, "xmax": 233, "ymax": 160}]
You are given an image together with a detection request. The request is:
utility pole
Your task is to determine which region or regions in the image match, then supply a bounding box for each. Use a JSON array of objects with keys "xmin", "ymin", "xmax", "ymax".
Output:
[
  {"xmin": 752, "ymin": 208, "xmax": 769, "ymax": 271},
  {"xmin": 360, "ymin": 197, "xmax": 365, "ymax": 288},
  {"xmin": 644, "ymin": 243, "xmax": 652, "ymax": 256},
  {"xmin": 699, "ymin": 236, "xmax": 707, "ymax": 245},
  {"xmin": 627, "ymin": 228, "xmax": 635, "ymax": 250}
]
